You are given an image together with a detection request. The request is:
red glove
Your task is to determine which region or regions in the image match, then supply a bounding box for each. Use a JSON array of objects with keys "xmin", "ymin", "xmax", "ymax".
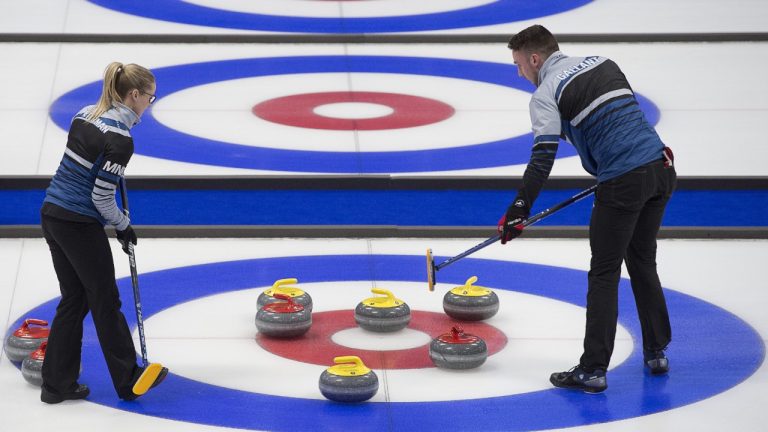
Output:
[
  {"xmin": 663, "ymin": 146, "xmax": 674, "ymax": 168},
  {"xmin": 497, "ymin": 210, "xmax": 526, "ymax": 244}
]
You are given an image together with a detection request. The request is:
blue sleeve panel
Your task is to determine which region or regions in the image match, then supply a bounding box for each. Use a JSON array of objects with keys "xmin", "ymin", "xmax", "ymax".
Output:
[{"xmin": 3, "ymin": 189, "xmax": 766, "ymax": 227}]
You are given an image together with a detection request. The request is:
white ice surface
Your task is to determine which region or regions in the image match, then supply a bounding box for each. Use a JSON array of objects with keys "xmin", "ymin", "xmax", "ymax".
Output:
[{"xmin": 0, "ymin": 238, "xmax": 766, "ymax": 431}]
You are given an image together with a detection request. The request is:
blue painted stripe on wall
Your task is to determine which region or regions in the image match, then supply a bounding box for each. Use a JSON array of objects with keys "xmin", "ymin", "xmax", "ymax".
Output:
[{"xmin": 2, "ymin": 189, "xmax": 766, "ymax": 226}]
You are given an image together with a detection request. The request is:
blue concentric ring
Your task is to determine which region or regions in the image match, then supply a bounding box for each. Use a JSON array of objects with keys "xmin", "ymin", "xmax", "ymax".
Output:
[
  {"xmin": 10, "ymin": 255, "xmax": 764, "ymax": 431},
  {"xmin": 87, "ymin": 0, "xmax": 592, "ymax": 33},
  {"xmin": 49, "ymin": 55, "xmax": 660, "ymax": 173}
]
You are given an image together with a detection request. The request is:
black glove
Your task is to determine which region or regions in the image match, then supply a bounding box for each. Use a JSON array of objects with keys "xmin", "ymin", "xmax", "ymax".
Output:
[
  {"xmin": 497, "ymin": 198, "xmax": 529, "ymax": 245},
  {"xmin": 116, "ymin": 225, "xmax": 137, "ymax": 255}
]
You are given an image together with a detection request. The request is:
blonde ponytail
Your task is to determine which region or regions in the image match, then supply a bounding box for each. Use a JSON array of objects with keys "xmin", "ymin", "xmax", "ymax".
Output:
[{"xmin": 87, "ymin": 62, "xmax": 155, "ymax": 121}]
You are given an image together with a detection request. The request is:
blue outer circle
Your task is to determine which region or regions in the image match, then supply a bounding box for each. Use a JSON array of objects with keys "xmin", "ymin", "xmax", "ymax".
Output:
[
  {"xmin": 87, "ymin": 0, "xmax": 592, "ymax": 33},
  {"xmin": 10, "ymin": 255, "xmax": 764, "ymax": 431},
  {"xmin": 49, "ymin": 55, "xmax": 659, "ymax": 173}
]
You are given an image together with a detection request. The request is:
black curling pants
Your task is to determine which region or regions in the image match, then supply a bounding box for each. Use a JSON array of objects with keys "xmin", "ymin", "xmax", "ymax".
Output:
[
  {"xmin": 41, "ymin": 213, "xmax": 140, "ymax": 398},
  {"xmin": 579, "ymin": 159, "xmax": 677, "ymax": 371}
]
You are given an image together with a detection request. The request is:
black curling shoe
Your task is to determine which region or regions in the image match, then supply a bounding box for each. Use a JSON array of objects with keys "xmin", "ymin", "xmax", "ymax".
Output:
[
  {"xmin": 644, "ymin": 349, "xmax": 670, "ymax": 375},
  {"xmin": 550, "ymin": 365, "xmax": 607, "ymax": 394},
  {"xmin": 41, "ymin": 384, "xmax": 90, "ymax": 404}
]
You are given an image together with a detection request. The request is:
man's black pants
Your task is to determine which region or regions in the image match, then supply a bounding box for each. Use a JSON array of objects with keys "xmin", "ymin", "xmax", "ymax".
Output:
[
  {"xmin": 41, "ymin": 213, "xmax": 140, "ymax": 398},
  {"xmin": 580, "ymin": 159, "xmax": 677, "ymax": 371}
]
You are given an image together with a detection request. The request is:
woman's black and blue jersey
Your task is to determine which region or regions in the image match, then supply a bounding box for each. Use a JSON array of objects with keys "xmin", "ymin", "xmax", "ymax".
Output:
[{"xmin": 43, "ymin": 103, "xmax": 138, "ymax": 230}]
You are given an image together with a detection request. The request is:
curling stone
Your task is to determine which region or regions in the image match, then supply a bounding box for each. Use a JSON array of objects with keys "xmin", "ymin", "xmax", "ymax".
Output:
[
  {"xmin": 443, "ymin": 276, "xmax": 499, "ymax": 321},
  {"xmin": 429, "ymin": 325, "xmax": 488, "ymax": 369},
  {"xmin": 255, "ymin": 293, "xmax": 312, "ymax": 338},
  {"xmin": 21, "ymin": 341, "xmax": 47, "ymax": 386},
  {"xmin": 354, "ymin": 288, "xmax": 410, "ymax": 333},
  {"xmin": 257, "ymin": 278, "xmax": 313, "ymax": 312},
  {"xmin": 4, "ymin": 319, "xmax": 49, "ymax": 362},
  {"xmin": 319, "ymin": 356, "xmax": 378, "ymax": 403},
  {"xmin": 20, "ymin": 342, "xmax": 82, "ymax": 386}
]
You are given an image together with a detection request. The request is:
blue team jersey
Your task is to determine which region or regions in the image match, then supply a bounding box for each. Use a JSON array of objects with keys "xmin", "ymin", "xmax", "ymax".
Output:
[
  {"xmin": 44, "ymin": 103, "xmax": 137, "ymax": 230},
  {"xmin": 530, "ymin": 52, "xmax": 664, "ymax": 182}
]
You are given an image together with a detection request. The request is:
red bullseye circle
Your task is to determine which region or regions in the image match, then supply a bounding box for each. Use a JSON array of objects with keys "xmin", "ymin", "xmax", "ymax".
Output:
[
  {"xmin": 252, "ymin": 91, "xmax": 455, "ymax": 131},
  {"xmin": 255, "ymin": 310, "xmax": 507, "ymax": 369}
]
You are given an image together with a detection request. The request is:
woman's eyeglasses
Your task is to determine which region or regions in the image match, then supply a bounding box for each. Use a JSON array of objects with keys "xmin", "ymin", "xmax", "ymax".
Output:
[{"xmin": 142, "ymin": 91, "xmax": 157, "ymax": 104}]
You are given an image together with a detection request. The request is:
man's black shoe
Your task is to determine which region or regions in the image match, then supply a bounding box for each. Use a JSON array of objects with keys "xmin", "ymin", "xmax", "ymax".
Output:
[
  {"xmin": 644, "ymin": 349, "xmax": 669, "ymax": 375},
  {"xmin": 550, "ymin": 365, "xmax": 607, "ymax": 394},
  {"xmin": 41, "ymin": 384, "xmax": 90, "ymax": 404}
]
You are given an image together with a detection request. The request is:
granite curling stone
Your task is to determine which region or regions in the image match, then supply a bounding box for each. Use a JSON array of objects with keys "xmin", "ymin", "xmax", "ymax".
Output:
[
  {"xmin": 354, "ymin": 288, "xmax": 410, "ymax": 332},
  {"xmin": 21, "ymin": 342, "xmax": 82, "ymax": 387},
  {"xmin": 319, "ymin": 356, "xmax": 379, "ymax": 403},
  {"xmin": 255, "ymin": 293, "xmax": 312, "ymax": 338},
  {"xmin": 21, "ymin": 341, "xmax": 47, "ymax": 386},
  {"xmin": 257, "ymin": 278, "xmax": 313, "ymax": 312},
  {"xmin": 4, "ymin": 318, "xmax": 49, "ymax": 362},
  {"xmin": 443, "ymin": 276, "xmax": 499, "ymax": 321},
  {"xmin": 429, "ymin": 325, "xmax": 488, "ymax": 370}
]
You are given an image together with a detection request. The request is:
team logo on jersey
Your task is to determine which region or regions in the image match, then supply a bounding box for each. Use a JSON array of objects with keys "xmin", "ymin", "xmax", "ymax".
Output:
[
  {"xmin": 92, "ymin": 118, "xmax": 111, "ymax": 134},
  {"xmin": 555, "ymin": 56, "xmax": 600, "ymax": 81},
  {"xmin": 102, "ymin": 161, "xmax": 126, "ymax": 176}
]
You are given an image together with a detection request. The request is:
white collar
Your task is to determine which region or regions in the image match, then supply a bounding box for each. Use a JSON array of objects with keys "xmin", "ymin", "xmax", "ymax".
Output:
[{"xmin": 111, "ymin": 101, "xmax": 140, "ymax": 128}]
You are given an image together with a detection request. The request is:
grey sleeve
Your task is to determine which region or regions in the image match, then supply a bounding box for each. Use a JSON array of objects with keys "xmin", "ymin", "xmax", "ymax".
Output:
[
  {"xmin": 530, "ymin": 92, "xmax": 562, "ymax": 142},
  {"xmin": 91, "ymin": 137, "xmax": 132, "ymax": 231},
  {"xmin": 511, "ymin": 92, "xmax": 562, "ymax": 213},
  {"xmin": 91, "ymin": 177, "xmax": 130, "ymax": 231}
]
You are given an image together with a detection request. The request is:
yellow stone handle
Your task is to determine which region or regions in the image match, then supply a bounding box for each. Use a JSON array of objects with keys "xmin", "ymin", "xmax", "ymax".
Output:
[
  {"xmin": 449, "ymin": 275, "xmax": 491, "ymax": 297},
  {"xmin": 273, "ymin": 278, "xmax": 298, "ymax": 289},
  {"xmin": 371, "ymin": 288, "xmax": 394, "ymax": 299},
  {"xmin": 329, "ymin": 355, "xmax": 371, "ymax": 376},
  {"xmin": 464, "ymin": 276, "xmax": 486, "ymax": 293},
  {"xmin": 334, "ymin": 356, "xmax": 364, "ymax": 366}
]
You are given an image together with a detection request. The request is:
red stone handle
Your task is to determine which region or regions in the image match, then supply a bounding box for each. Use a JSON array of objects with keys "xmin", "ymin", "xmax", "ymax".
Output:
[
  {"xmin": 23, "ymin": 319, "xmax": 49, "ymax": 329},
  {"xmin": 273, "ymin": 293, "xmax": 295, "ymax": 305}
]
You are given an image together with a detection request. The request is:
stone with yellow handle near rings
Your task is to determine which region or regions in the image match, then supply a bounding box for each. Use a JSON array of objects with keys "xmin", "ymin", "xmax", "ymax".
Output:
[
  {"xmin": 319, "ymin": 356, "xmax": 379, "ymax": 403},
  {"xmin": 257, "ymin": 278, "xmax": 313, "ymax": 312},
  {"xmin": 354, "ymin": 288, "xmax": 411, "ymax": 332},
  {"xmin": 443, "ymin": 276, "xmax": 500, "ymax": 321}
]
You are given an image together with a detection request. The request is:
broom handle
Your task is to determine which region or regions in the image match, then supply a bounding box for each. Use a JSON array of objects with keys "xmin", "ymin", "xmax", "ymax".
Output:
[
  {"xmin": 119, "ymin": 178, "xmax": 149, "ymax": 366},
  {"xmin": 435, "ymin": 185, "xmax": 597, "ymax": 271}
]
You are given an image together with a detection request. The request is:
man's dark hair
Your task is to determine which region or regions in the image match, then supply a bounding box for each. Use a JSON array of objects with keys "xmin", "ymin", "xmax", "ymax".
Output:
[{"xmin": 507, "ymin": 25, "xmax": 560, "ymax": 55}]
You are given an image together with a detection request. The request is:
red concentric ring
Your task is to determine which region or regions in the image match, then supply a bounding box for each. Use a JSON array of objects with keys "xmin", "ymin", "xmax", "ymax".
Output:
[
  {"xmin": 252, "ymin": 91, "xmax": 455, "ymax": 131},
  {"xmin": 255, "ymin": 310, "xmax": 507, "ymax": 369}
]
